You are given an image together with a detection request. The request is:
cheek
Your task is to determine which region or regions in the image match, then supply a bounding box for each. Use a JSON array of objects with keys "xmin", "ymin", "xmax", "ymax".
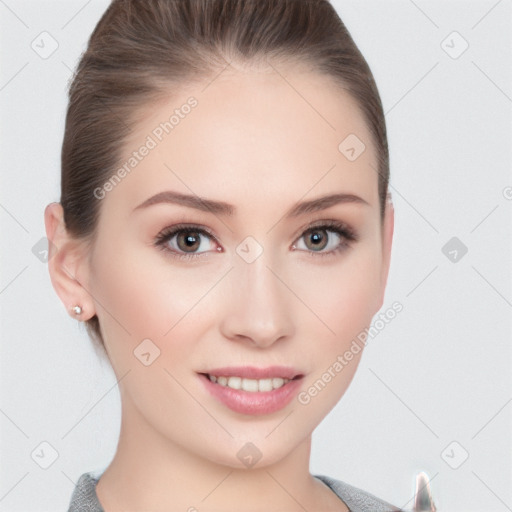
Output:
[
  {"xmin": 294, "ymin": 248, "xmax": 383, "ymax": 343},
  {"xmin": 93, "ymin": 241, "xmax": 209, "ymax": 333},
  {"xmin": 90, "ymin": 239, "xmax": 226, "ymax": 371},
  {"xmin": 293, "ymin": 253, "xmax": 380, "ymax": 413}
]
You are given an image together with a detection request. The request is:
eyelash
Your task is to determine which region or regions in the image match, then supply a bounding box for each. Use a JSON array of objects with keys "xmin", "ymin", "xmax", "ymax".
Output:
[{"xmin": 153, "ymin": 220, "xmax": 359, "ymax": 262}]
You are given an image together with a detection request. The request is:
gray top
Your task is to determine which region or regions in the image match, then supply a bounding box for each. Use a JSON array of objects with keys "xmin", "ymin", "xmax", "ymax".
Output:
[{"xmin": 67, "ymin": 471, "xmax": 402, "ymax": 511}]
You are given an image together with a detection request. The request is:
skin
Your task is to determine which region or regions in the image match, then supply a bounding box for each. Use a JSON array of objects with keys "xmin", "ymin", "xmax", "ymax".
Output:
[{"xmin": 45, "ymin": 61, "xmax": 394, "ymax": 512}]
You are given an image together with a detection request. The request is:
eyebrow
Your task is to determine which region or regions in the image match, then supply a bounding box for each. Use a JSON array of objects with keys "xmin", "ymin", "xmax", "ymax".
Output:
[{"xmin": 132, "ymin": 190, "xmax": 370, "ymax": 218}]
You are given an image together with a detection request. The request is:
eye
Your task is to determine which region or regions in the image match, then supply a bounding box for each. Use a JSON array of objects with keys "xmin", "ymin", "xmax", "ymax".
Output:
[
  {"xmin": 154, "ymin": 220, "xmax": 358, "ymax": 262},
  {"xmin": 154, "ymin": 224, "xmax": 220, "ymax": 260},
  {"xmin": 292, "ymin": 220, "xmax": 358, "ymax": 257}
]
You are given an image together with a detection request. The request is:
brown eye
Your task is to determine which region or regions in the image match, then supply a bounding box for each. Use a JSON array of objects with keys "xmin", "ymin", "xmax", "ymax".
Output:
[
  {"xmin": 176, "ymin": 231, "xmax": 202, "ymax": 252},
  {"xmin": 154, "ymin": 224, "xmax": 219, "ymax": 259},
  {"xmin": 304, "ymin": 228, "xmax": 329, "ymax": 251},
  {"xmin": 292, "ymin": 221, "xmax": 357, "ymax": 257}
]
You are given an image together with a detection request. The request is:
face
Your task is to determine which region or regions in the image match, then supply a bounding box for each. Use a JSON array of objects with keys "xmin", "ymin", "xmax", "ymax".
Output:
[{"xmin": 65, "ymin": 64, "xmax": 393, "ymax": 468}]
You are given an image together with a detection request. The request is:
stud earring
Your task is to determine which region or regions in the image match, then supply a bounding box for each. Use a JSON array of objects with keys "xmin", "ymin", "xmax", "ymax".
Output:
[{"xmin": 73, "ymin": 305, "xmax": 82, "ymax": 315}]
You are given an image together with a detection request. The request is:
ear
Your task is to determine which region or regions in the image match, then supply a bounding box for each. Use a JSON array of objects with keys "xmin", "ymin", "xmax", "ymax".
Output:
[
  {"xmin": 376, "ymin": 192, "xmax": 394, "ymax": 310},
  {"xmin": 44, "ymin": 202, "xmax": 96, "ymax": 321}
]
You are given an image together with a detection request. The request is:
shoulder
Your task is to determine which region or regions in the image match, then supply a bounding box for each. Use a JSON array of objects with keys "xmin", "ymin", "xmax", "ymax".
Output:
[
  {"xmin": 314, "ymin": 474, "xmax": 403, "ymax": 512},
  {"xmin": 67, "ymin": 472, "xmax": 104, "ymax": 512}
]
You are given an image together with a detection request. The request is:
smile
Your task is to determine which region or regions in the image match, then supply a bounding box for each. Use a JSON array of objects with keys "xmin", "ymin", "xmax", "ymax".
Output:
[
  {"xmin": 198, "ymin": 372, "xmax": 304, "ymax": 415},
  {"xmin": 206, "ymin": 374, "xmax": 292, "ymax": 392}
]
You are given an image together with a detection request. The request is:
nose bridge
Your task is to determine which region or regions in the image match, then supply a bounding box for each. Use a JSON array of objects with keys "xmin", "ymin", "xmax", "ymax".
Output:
[{"xmin": 220, "ymin": 246, "xmax": 294, "ymax": 346}]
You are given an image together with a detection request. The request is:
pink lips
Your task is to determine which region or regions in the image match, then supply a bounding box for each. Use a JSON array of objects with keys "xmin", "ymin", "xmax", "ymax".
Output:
[
  {"xmin": 197, "ymin": 366, "xmax": 304, "ymax": 416},
  {"xmin": 203, "ymin": 365, "xmax": 302, "ymax": 380}
]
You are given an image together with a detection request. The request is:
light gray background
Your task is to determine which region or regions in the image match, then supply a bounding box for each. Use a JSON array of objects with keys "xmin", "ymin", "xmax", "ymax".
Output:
[{"xmin": 1, "ymin": 0, "xmax": 511, "ymax": 510}]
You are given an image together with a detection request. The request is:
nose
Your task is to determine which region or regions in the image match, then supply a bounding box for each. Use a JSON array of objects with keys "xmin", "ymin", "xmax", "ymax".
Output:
[{"xmin": 218, "ymin": 250, "xmax": 295, "ymax": 348}]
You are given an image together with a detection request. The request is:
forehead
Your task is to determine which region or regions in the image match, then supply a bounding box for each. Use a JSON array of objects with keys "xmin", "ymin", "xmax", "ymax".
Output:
[{"xmin": 110, "ymin": 66, "xmax": 378, "ymax": 215}]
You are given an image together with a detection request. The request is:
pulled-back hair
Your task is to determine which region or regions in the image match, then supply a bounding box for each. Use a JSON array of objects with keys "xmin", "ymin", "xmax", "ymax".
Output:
[{"xmin": 61, "ymin": 0, "xmax": 389, "ymax": 351}]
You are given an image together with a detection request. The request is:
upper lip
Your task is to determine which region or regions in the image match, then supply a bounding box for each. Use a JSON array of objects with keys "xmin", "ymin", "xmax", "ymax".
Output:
[{"xmin": 200, "ymin": 366, "xmax": 303, "ymax": 380}]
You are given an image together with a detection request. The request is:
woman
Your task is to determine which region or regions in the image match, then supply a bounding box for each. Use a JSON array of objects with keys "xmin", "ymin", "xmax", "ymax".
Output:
[{"xmin": 45, "ymin": 0, "xmax": 419, "ymax": 510}]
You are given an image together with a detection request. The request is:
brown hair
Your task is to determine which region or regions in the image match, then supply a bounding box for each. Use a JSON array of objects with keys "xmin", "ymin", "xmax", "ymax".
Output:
[{"xmin": 61, "ymin": 0, "xmax": 389, "ymax": 352}]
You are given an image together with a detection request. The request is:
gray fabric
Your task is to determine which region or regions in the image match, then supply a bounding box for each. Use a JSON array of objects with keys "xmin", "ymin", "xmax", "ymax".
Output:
[
  {"xmin": 315, "ymin": 474, "xmax": 402, "ymax": 512},
  {"xmin": 67, "ymin": 471, "xmax": 402, "ymax": 511},
  {"xmin": 67, "ymin": 472, "xmax": 104, "ymax": 512}
]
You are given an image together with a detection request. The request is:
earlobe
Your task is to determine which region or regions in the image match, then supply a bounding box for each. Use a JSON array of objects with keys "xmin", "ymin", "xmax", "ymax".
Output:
[{"xmin": 44, "ymin": 202, "xmax": 95, "ymax": 321}]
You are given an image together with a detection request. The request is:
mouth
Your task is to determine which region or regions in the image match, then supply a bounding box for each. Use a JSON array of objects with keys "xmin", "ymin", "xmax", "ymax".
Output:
[
  {"xmin": 198, "ymin": 372, "xmax": 303, "ymax": 393},
  {"xmin": 197, "ymin": 367, "xmax": 305, "ymax": 415}
]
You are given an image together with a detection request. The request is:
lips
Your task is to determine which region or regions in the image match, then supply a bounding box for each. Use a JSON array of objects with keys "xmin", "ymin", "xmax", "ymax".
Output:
[
  {"xmin": 197, "ymin": 365, "xmax": 305, "ymax": 415},
  {"xmin": 199, "ymin": 365, "xmax": 303, "ymax": 380}
]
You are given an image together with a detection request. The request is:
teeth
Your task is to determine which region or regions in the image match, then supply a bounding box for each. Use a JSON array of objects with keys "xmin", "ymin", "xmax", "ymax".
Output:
[{"xmin": 207, "ymin": 374, "xmax": 291, "ymax": 392}]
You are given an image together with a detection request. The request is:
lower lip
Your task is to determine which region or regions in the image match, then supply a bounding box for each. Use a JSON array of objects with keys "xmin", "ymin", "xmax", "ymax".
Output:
[{"xmin": 198, "ymin": 373, "xmax": 303, "ymax": 416}]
